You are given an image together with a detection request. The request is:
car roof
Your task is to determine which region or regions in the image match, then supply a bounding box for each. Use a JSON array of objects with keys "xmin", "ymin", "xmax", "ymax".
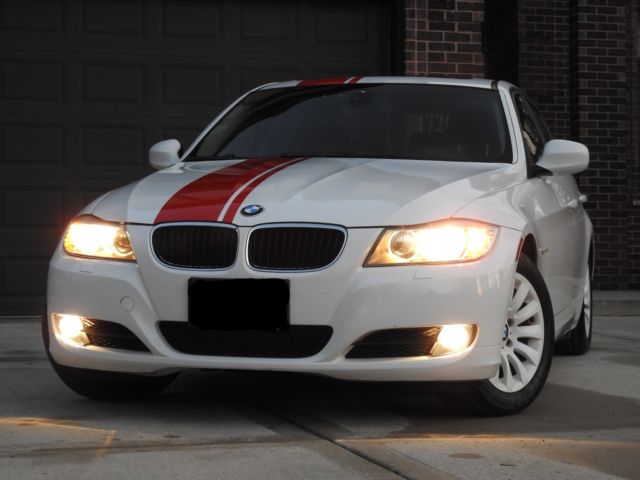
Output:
[{"xmin": 258, "ymin": 76, "xmax": 499, "ymax": 91}]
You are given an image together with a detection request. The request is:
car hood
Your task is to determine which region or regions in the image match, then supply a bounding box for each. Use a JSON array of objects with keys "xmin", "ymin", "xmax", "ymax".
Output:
[{"xmin": 90, "ymin": 157, "xmax": 520, "ymax": 227}]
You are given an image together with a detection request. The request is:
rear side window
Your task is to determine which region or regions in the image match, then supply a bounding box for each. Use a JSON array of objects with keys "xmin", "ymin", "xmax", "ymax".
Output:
[{"xmin": 189, "ymin": 84, "xmax": 513, "ymax": 163}]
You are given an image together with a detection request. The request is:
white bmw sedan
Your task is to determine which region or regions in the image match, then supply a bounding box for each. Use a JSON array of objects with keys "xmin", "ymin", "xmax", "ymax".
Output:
[{"xmin": 45, "ymin": 77, "xmax": 593, "ymax": 415}]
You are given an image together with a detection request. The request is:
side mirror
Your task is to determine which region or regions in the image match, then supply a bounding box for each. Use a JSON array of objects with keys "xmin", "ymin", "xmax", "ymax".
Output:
[
  {"xmin": 536, "ymin": 139, "xmax": 589, "ymax": 175},
  {"xmin": 149, "ymin": 139, "xmax": 181, "ymax": 170}
]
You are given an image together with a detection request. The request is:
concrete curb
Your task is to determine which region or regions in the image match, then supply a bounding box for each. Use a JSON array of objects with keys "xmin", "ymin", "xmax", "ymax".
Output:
[{"xmin": 594, "ymin": 291, "xmax": 640, "ymax": 316}]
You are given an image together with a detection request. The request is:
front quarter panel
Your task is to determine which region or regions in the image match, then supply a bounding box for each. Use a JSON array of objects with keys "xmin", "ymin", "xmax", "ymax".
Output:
[{"xmin": 455, "ymin": 173, "xmax": 592, "ymax": 327}]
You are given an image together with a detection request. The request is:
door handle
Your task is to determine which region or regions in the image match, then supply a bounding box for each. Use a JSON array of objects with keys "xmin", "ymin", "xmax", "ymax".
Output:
[{"xmin": 578, "ymin": 194, "xmax": 587, "ymax": 203}]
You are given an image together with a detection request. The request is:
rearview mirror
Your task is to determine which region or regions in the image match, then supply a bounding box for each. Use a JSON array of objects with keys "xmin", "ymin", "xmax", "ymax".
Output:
[
  {"xmin": 536, "ymin": 139, "xmax": 589, "ymax": 175},
  {"xmin": 149, "ymin": 139, "xmax": 181, "ymax": 170}
]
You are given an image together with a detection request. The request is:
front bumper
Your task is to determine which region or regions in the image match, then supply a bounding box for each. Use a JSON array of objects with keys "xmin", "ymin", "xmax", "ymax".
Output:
[{"xmin": 47, "ymin": 224, "xmax": 521, "ymax": 382}]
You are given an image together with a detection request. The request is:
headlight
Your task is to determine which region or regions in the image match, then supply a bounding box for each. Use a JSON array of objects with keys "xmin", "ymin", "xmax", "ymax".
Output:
[
  {"xmin": 63, "ymin": 215, "xmax": 135, "ymax": 261},
  {"xmin": 365, "ymin": 220, "xmax": 498, "ymax": 266}
]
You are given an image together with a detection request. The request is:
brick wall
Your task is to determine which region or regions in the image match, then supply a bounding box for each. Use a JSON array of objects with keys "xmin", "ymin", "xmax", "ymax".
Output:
[
  {"xmin": 405, "ymin": 0, "xmax": 428, "ymax": 75},
  {"xmin": 510, "ymin": 0, "xmax": 640, "ymax": 288},
  {"xmin": 518, "ymin": 0, "xmax": 639, "ymax": 289},
  {"xmin": 405, "ymin": 0, "xmax": 484, "ymax": 77},
  {"xmin": 630, "ymin": 0, "xmax": 640, "ymax": 288},
  {"xmin": 570, "ymin": 0, "xmax": 636, "ymax": 288},
  {"xmin": 518, "ymin": 0, "xmax": 571, "ymax": 139},
  {"xmin": 485, "ymin": 0, "xmax": 519, "ymax": 85}
]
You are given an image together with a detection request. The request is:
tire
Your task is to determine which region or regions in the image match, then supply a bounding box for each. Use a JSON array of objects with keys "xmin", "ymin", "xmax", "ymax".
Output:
[
  {"xmin": 555, "ymin": 264, "xmax": 593, "ymax": 355},
  {"xmin": 42, "ymin": 315, "xmax": 177, "ymax": 401},
  {"xmin": 441, "ymin": 254, "xmax": 554, "ymax": 416}
]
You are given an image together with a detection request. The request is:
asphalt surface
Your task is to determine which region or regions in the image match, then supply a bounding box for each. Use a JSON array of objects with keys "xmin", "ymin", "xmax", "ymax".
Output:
[{"xmin": 0, "ymin": 315, "xmax": 638, "ymax": 480}]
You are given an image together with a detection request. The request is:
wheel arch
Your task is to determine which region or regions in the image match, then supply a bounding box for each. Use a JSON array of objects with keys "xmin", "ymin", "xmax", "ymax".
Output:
[
  {"xmin": 519, "ymin": 234, "xmax": 538, "ymax": 268},
  {"xmin": 588, "ymin": 232, "xmax": 595, "ymax": 281}
]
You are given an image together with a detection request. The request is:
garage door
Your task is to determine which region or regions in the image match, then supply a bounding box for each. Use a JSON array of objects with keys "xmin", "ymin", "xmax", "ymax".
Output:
[{"xmin": 0, "ymin": 0, "xmax": 398, "ymax": 315}]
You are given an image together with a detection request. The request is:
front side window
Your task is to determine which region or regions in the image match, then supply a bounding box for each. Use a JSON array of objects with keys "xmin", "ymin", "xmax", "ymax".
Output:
[
  {"xmin": 514, "ymin": 93, "xmax": 549, "ymax": 163},
  {"xmin": 188, "ymin": 84, "xmax": 513, "ymax": 163}
]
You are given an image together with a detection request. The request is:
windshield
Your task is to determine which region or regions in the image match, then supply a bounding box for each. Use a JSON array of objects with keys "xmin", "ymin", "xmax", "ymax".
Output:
[{"xmin": 188, "ymin": 84, "xmax": 512, "ymax": 163}]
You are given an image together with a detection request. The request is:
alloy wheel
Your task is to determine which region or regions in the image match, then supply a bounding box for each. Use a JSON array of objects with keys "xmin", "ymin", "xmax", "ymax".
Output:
[{"xmin": 490, "ymin": 273, "xmax": 545, "ymax": 393}]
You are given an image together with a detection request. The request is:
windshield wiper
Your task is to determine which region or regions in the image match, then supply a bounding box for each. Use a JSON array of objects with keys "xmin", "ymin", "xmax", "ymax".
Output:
[
  {"xmin": 280, "ymin": 152, "xmax": 415, "ymax": 159},
  {"xmin": 187, "ymin": 152, "xmax": 419, "ymax": 161},
  {"xmin": 280, "ymin": 151, "xmax": 365, "ymax": 158},
  {"xmin": 185, "ymin": 153, "xmax": 246, "ymax": 161}
]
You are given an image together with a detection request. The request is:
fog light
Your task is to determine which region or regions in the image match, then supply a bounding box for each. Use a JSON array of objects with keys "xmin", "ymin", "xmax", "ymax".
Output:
[
  {"xmin": 52, "ymin": 313, "xmax": 92, "ymax": 346},
  {"xmin": 430, "ymin": 324, "xmax": 477, "ymax": 357}
]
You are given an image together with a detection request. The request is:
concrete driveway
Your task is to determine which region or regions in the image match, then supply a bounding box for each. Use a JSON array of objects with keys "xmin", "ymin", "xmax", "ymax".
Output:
[{"xmin": 1, "ymin": 314, "xmax": 638, "ymax": 480}]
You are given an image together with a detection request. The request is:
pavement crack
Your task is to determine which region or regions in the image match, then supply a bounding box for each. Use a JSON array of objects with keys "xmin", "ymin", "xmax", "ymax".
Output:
[{"xmin": 263, "ymin": 404, "xmax": 459, "ymax": 480}]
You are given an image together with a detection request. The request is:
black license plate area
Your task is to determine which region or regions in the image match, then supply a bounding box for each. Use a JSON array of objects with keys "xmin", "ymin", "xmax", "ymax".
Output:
[{"xmin": 188, "ymin": 279, "xmax": 290, "ymax": 332}]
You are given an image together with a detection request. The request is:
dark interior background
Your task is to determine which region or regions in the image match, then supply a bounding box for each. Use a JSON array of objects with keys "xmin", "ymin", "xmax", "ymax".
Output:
[{"xmin": 0, "ymin": 0, "xmax": 399, "ymax": 315}]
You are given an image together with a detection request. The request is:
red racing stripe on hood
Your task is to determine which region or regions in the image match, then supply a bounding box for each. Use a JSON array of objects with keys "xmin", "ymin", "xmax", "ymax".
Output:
[
  {"xmin": 154, "ymin": 158, "xmax": 300, "ymax": 224},
  {"xmin": 297, "ymin": 76, "xmax": 361, "ymax": 87},
  {"xmin": 221, "ymin": 156, "xmax": 308, "ymax": 223}
]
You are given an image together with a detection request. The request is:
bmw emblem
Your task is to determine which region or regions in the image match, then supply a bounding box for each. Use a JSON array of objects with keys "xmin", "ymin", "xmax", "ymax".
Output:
[{"xmin": 241, "ymin": 204, "xmax": 264, "ymax": 216}]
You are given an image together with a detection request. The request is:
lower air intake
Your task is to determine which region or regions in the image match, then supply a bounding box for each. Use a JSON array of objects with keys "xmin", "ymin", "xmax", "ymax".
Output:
[
  {"xmin": 85, "ymin": 319, "xmax": 150, "ymax": 352},
  {"xmin": 159, "ymin": 322, "xmax": 332, "ymax": 358},
  {"xmin": 346, "ymin": 327, "xmax": 440, "ymax": 359}
]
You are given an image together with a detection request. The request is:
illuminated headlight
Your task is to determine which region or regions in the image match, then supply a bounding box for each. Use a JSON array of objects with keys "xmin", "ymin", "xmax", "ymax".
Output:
[
  {"xmin": 365, "ymin": 220, "xmax": 498, "ymax": 266},
  {"xmin": 63, "ymin": 215, "xmax": 135, "ymax": 261},
  {"xmin": 52, "ymin": 313, "xmax": 93, "ymax": 346}
]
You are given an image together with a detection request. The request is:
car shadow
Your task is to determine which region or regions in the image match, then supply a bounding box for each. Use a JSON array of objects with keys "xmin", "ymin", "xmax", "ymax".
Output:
[{"xmin": 55, "ymin": 369, "xmax": 640, "ymax": 439}]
